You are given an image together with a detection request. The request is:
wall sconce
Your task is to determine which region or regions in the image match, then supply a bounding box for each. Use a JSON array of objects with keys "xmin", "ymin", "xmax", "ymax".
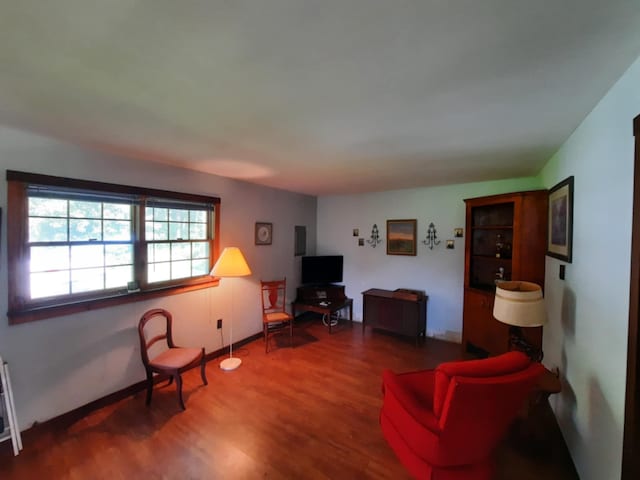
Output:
[
  {"xmin": 367, "ymin": 224, "xmax": 383, "ymax": 247},
  {"xmin": 421, "ymin": 222, "xmax": 441, "ymax": 250}
]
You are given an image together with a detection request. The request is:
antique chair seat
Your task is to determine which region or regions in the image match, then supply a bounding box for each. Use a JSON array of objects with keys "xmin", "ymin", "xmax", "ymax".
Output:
[{"xmin": 138, "ymin": 308, "xmax": 208, "ymax": 410}]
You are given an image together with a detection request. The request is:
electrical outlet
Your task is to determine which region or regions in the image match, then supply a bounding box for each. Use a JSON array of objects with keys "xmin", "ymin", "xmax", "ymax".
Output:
[{"xmin": 216, "ymin": 318, "xmax": 223, "ymax": 329}]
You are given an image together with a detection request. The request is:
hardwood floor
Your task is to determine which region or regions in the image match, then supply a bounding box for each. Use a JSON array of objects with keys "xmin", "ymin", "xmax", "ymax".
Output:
[{"xmin": 0, "ymin": 318, "xmax": 578, "ymax": 479}]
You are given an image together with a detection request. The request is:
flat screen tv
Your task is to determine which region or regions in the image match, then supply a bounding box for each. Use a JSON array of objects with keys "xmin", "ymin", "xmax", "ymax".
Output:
[{"xmin": 301, "ymin": 255, "xmax": 343, "ymax": 285}]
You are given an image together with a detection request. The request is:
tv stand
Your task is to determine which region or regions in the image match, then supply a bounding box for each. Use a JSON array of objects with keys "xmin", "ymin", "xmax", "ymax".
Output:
[{"xmin": 292, "ymin": 285, "xmax": 353, "ymax": 334}]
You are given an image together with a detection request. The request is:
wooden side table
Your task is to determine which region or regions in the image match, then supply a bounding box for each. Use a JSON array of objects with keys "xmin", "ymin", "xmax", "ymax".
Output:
[
  {"xmin": 514, "ymin": 367, "xmax": 564, "ymax": 452},
  {"xmin": 517, "ymin": 367, "xmax": 561, "ymax": 420},
  {"xmin": 538, "ymin": 367, "xmax": 562, "ymax": 396}
]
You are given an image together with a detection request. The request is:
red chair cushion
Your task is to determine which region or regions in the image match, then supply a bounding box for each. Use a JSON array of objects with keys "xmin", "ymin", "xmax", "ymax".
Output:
[{"xmin": 433, "ymin": 351, "xmax": 530, "ymax": 417}]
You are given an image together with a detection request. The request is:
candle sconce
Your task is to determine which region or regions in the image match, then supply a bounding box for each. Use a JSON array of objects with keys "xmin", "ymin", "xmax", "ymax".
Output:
[
  {"xmin": 367, "ymin": 224, "xmax": 383, "ymax": 248},
  {"xmin": 422, "ymin": 222, "xmax": 441, "ymax": 250}
]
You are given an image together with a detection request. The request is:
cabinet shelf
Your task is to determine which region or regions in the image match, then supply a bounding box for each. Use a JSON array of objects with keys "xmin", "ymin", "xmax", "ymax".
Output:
[
  {"xmin": 471, "ymin": 225, "xmax": 513, "ymax": 230},
  {"xmin": 471, "ymin": 255, "xmax": 512, "ymax": 261}
]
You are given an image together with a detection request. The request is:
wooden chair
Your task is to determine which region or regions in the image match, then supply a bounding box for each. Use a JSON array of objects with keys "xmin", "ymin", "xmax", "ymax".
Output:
[
  {"xmin": 138, "ymin": 308, "xmax": 208, "ymax": 410},
  {"xmin": 261, "ymin": 279, "xmax": 294, "ymax": 353}
]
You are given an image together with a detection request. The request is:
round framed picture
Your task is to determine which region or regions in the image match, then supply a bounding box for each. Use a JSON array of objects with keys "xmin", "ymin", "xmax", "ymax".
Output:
[{"xmin": 255, "ymin": 222, "xmax": 272, "ymax": 245}]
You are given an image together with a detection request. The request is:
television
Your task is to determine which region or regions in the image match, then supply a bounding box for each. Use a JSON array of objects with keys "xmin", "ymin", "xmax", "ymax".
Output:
[{"xmin": 301, "ymin": 255, "xmax": 343, "ymax": 285}]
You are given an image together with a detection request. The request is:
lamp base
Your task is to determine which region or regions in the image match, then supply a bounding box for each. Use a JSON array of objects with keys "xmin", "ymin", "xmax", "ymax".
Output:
[
  {"xmin": 509, "ymin": 326, "xmax": 543, "ymax": 362},
  {"xmin": 219, "ymin": 356, "xmax": 242, "ymax": 371}
]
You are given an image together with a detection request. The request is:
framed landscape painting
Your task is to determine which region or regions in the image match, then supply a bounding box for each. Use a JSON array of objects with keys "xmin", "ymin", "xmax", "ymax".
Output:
[
  {"xmin": 387, "ymin": 219, "xmax": 417, "ymax": 256},
  {"xmin": 547, "ymin": 176, "xmax": 574, "ymax": 263}
]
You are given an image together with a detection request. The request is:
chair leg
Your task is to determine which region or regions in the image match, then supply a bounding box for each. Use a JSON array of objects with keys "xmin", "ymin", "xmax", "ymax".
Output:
[
  {"xmin": 167, "ymin": 376, "xmax": 174, "ymax": 386},
  {"xmin": 200, "ymin": 349, "xmax": 208, "ymax": 386},
  {"xmin": 175, "ymin": 373, "xmax": 186, "ymax": 410},
  {"xmin": 145, "ymin": 370, "xmax": 153, "ymax": 406},
  {"xmin": 264, "ymin": 323, "xmax": 269, "ymax": 353}
]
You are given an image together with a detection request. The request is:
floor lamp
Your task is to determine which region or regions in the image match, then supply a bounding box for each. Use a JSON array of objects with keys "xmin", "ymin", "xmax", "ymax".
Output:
[
  {"xmin": 210, "ymin": 247, "xmax": 252, "ymax": 371},
  {"xmin": 493, "ymin": 280, "xmax": 546, "ymax": 361}
]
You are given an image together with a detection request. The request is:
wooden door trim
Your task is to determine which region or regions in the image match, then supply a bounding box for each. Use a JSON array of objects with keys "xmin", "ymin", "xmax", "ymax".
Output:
[{"xmin": 623, "ymin": 113, "xmax": 640, "ymax": 479}]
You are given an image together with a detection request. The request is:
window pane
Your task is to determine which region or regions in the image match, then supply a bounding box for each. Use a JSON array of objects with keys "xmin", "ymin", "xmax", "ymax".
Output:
[
  {"xmin": 103, "ymin": 203, "xmax": 131, "ymax": 220},
  {"xmin": 69, "ymin": 200, "xmax": 101, "ymax": 218},
  {"xmin": 171, "ymin": 243, "xmax": 190, "ymax": 261},
  {"xmin": 169, "ymin": 222, "xmax": 188, "ymax": 240},
  {"xmin": 145, "ymin": 221, "xmax": 154, "ymax": 240},
  {"xmin": 153, "ymin": 208, "xmax": 168, "ymax": 221},
  {"xmin": 192, "ymin": 259, "xmax": 209, "ymax": 276},
  {"xmin": 192, "ymin": 242, "xmax": 209, "ymax": 259},
  {"xmin": 104, "ymin": 220, "xmax": 131, "ymax": 241},
  {"xmin": 71, "ymin": 267, "xmax": 104, "ymax": 293},
  {"xmin": 189, "ymin": 223, "xmax": 206, "ymax": 240},
  {"xmin": 148, "ymin": 243, "xmax": 171, "ymax": 263},
  {"xmin": 29, "ymin": 198, "xmax": 67, "ymax": 217},
  {"xmin": 148, "ymin": 262, "xmax": 170, "ymax": 283},
  {"xmin": 70, "ymin": 219, "xmax": 102, "ymax": 241},
  {"xmin": 171, "ymin": 260, "xmax": 191, "ymax": 279},
  {"xmin": 190, "ymin": 210, "xmax": 207, "ymax": 223},
  {"xmin": 105, "ymin": 265, "xmax": 132, "ymax": 288},
  {"xmin": 31, "ymin": 271, "xmax": 70, "ymax": 299},
  {"xmin": 152, "ymin": 222, "xmax": 168, "ymax": 240},
  {"xmin": 71, "ymin": 245, "xmax": 104, "ymax": 269},
  {"xmin": 29, "ymin": 217, "xmax": 68, "ymax": 242},
  {"xmin": 169, "ymin": 209, "xmax": 189, "ymax": 222},
  {"xmin": 105, "ymin": 245, "xmax": 133, "ymax": 266},
  {"xmin": 30, "ymin": 246, "xmax": 70, "ymax": 272}
]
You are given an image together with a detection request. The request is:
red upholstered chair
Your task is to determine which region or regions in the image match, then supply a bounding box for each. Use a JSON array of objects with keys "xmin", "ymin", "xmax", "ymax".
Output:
[
  {"xmin": 138, "ymin": 308, "xmax": 208, "ymax": 410},
  {"xmin": 380, "ymin": 351, "xmax": 544, "ymax": 480}
]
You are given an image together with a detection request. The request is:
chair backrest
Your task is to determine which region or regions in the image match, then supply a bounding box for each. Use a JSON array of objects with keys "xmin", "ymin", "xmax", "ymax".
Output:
[
  {"xmin": 433, "ymin": 351, "xmax": 544, "ymax": 463},
  {"xmin": 261, "ymin": 279, "xmax": 287, "ymax": 315},
  {"xmin": 138, "ymin": 309, "xmax": 176, "ymax": 366}
]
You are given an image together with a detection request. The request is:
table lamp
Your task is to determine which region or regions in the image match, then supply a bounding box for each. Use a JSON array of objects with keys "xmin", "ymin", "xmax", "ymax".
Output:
[
  {"xmin": 493, "ymin": 281, "xmax": 546, "ymax": 361},
  {"xmin": 210, "ymin": 247, "xmax": 252, "ymax": 371}
]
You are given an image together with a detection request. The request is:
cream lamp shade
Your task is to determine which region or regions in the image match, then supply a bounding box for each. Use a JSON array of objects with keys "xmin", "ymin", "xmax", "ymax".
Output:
[
  {"xmin": 210, "ymin": 247, "xmax": 252, "ymax": 278},
  {"xmin": 493, "ymin": 281, "xmax": 546, "ymax": 327}
]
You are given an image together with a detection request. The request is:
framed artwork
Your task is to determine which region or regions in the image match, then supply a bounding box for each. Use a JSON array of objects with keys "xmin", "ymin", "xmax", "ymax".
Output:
[
  {"xmin": 255, "ymin": 222, "xmax": 273, "ymax": 245},
  {"xmin": 386, "ymin": 219, "xmax": 417, "ymax": 256},
  {"xmin": 547, "ymin": 176, "xmax": 574, "ymax": 263}
]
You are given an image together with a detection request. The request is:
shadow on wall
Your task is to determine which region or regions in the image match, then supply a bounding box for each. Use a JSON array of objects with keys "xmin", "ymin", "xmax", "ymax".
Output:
[
  {"xmin": 584, "ymin": 376, "xmax": 622, "ymax": 480},
  {"xmin": 555, "ymin": 363, "xmax": 622, "ymax": 479},
  {"xmin": 561, "ymin": 287, "xmax": 576, "ymax": 338}
]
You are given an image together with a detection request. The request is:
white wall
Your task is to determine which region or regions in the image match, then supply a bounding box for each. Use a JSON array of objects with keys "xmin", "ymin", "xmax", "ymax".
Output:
[
  {"xmin": 539, "ymin": 55, "xmax": 640, "ymax": 480},
  {"xmin": 317, "ymin": 177, "xmax": 541, "ymax": 341},
  {"xmin": 0, "ymin": 125, "xmax": 317, "ymax": 429}
]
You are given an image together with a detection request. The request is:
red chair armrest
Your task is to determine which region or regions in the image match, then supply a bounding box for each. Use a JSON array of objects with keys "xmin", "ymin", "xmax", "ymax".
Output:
[{"xmin": 382, "ymin": 369, "xmax": 440, "ymax": 434}]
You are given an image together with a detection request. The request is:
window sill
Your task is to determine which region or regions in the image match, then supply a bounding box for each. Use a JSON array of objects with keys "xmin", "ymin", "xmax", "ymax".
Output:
[{"xmin": 7, "ymin": 279, "xmax": 220, "ymax": 325}]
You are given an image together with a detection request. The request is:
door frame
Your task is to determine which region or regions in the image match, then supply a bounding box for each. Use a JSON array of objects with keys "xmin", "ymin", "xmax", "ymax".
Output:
[{"xmin": 623, "ymin": 113, "xmax": 640, "ymax": 479}]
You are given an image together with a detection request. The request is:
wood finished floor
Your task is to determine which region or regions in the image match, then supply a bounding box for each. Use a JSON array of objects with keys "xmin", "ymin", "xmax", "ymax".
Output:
[{"xmin": 0, "ymin": 318, "xmax": 578, "ymax": 479}]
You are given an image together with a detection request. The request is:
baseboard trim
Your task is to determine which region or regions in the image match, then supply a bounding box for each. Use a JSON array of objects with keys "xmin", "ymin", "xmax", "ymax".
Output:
[{"xmin": 0, "ymin": 331, "xmax": 262, "ymax": 454}]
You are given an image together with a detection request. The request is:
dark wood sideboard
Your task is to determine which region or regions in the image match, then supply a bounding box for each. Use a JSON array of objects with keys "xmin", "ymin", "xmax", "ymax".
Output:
[{"xmin": 362, "ymin": 288, "xmax": 427, "ymax": 343}]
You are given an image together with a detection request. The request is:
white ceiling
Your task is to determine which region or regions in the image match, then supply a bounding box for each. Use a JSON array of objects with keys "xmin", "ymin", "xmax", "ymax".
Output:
[{"xmin": 1, "ymin": 1, "xmax": 639, "ymax": 196}]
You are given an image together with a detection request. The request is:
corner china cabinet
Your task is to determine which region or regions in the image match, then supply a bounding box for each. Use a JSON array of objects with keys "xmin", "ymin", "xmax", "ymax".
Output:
[{"xmin": 462, "ymin": 190, "xmax": 547, "ymax": 357}]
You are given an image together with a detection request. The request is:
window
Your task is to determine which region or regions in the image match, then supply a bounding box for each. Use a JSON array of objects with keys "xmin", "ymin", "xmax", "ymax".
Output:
[
  {"xmin": 7, "ymin": 171, "xmax": 220, "ymax": 324},
  {"xmin": 145, "ymin": 202, "xmax": 211, "ymax": 283}
]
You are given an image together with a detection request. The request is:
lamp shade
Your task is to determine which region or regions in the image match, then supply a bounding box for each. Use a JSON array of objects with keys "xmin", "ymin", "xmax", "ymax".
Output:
[
  {"xmin": 210, "ymin": 247, "xmax": 252, "ymax": 278},
  {"xmin": 493, "ymin": 281, "xmax": 546, "ymax": 328}
]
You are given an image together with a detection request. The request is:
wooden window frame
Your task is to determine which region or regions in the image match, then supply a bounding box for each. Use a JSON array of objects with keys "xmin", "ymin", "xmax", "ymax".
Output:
[{"xmin": 6, "ymin": 170, "xmax": 221, "ymax": 324}]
